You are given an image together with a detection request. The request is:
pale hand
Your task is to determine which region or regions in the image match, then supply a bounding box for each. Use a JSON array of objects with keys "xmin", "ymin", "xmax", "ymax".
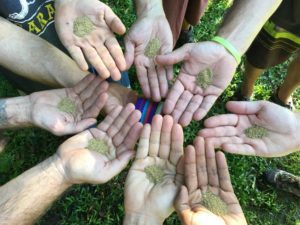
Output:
[
  {"xmin": 55, "ymin": 0, "xmax": 126, "ymax": 80},
  {"xmin": 56, "ymin": 103, "xmax": 143, "ymax": 184},
  {"xmin": 175, "ymin": 137, "xmax": 247, "ymax": 225},
  {"xmin": 124, "ymin": 115, "xmax": 184, "ymax": 225},
  {"xmin": 125, "ymin": 14, "xmax": 173, "ymax": 102},
  {"xmin": 156, "ymin": 42, "xmax": 237, "ymax": 127},
  {"xmin": 30, "ymin": 74, "xmax": 108, "ymax": 136},
  {"xmin": 199, "ymin": 101, "xmax": 300, "ymax": 157}
]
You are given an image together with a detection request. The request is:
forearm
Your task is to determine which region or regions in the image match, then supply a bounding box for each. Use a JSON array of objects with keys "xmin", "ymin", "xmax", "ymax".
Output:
[
  {"xmin": 217, "ymin": 0, "xmax": 282, "ymax": 54},
  {"xmin": 0, "ymin": 17, "xmax": 87, "ymax": 88},
  {"xmin": 123, "ymin": 213, "xmax": 163, "ymax": 225},
  {"xmin": 0, "ymin": 155, "xmax": 71, "ymax": 225},
  {"xmin": 134, "ymin": 0, "xmax": 164, "ymax": 17},
  {"xmin": 0, "ymin": 96, "xmax": 32, "ymax": 129}
]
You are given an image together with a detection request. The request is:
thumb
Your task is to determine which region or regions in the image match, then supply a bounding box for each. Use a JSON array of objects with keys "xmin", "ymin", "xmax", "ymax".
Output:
[
  {"xmin": 226, "ymin": 101, "xmax": 263, "ymax": 115},
  {"xmin": 62, "ymin": 118, "xmax": 97, "ymax": 135},
  {"xmin": 103, "ymin": 7, "xmax": 126, "ymax": 35},
  {"xmin": 105, "ymin": 150, "xmax": 135, "ymax": 179},
  {"xmin": 124, "ymin": 36, "xmax": 135, "ymax": 70},
  {"xmin": 175, "ymin": 186, "xmax": 193, "ymax": 225},
  {"xmin": 155, "ymin": 45, "xmax": 190, "ymax": 66}
]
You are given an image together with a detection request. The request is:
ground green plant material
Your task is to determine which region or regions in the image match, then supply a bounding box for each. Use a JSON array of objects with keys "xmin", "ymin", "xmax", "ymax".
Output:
[
  {"xmin": 196, "ymin": 68, "xmax": 213, "ymax": 89},
  {"xmin": 57, "ymin": 98, "xmax": 77, "ymax": 114},
  {"xmin": 73, "ymin": 16, "xmax": 94, "ymax": 37},
  {"xmin": 201, "ymin": 191, "xmax": 228, "ymax": 216},
  {"xmin": 145, "ymin": 38, "xmax": 161, "ymax": 58},
  {"xmin": 144, "ymin": 165, "xmax": 164, "ymax": 184},
  {"xmin": 87, "ymin": 139, "xmax": 109, "ymax": 154},
  {"xmin": 244, "ymin": 125, "xmax": 269, "ymax": 139}
]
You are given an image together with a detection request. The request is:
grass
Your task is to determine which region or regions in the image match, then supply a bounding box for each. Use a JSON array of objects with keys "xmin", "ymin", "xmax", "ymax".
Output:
[{"xmin": 0, "ymin": 0, "xmax": 299, "ymax": 224}]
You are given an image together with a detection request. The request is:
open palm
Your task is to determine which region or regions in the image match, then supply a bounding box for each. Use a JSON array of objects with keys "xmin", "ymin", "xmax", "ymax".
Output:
[
  {"xmin": 55, "ymin": 0, "xmax": 126, "ymax": 80},
  {"xmin": 156, "ymin": 42, "xmax": 237, "ymax": 126},
  {"xmin": 30, "ymin": 75, "xmax": 108, "ymax": 136},
  {"xmin": 57, "ymin": 104, "xmax": 143, "ymax": 184},
  {"xmin": 175, "ymin": 137, "xmax": 247, "ymax": 225},
  {"xmin": 199, "ymin": 101, "xmax": 300, "ymax": 157},
  {"xmin": 125, "ymin": 16, "xmax": 173, "ymax": 101},
  {"xmin": 124, "ymin": 115, "xmax": 184, "ymax": 224}
]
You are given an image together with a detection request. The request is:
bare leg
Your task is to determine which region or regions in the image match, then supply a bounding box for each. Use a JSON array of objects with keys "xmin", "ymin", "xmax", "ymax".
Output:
[
  {"xmin": 241, "ymin": 60, "xmax": 264, "ymax": 98},
  {"xmin": 278, "ymin": 55, "xmax": 300, "ymax": 104}
]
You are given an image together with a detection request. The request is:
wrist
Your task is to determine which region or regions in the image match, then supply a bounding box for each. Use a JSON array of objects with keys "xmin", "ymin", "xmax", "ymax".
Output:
[
  {"xmin": 123, "ymin": 213, "xmax": 163, "ymax": 225},
  {"xmin": 134, "ymin": 0, "xmax": 164, "ymax": 18},
  {"xmin": 3, "ymin": 96, "xmax": 33, "ymax": 128}
]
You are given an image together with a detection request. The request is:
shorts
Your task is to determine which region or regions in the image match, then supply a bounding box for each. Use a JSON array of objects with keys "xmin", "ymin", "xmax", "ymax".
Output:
[{"xmin": 246, "ymin": 20, "xmax": 300, "ymax": 69}]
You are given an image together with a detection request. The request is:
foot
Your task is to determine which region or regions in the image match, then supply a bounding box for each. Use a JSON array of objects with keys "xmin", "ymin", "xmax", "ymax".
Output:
[
  {"xmin": 231, "ymin": 88, "xmax": 251, "ymax": 101},
  {"xmin": 269, "ymin": 89, "xmax": 294, "ymax": 110},
  {"xmin": 175, "ymin": 27, "xmax": 194, "ymax": 49},
  {"xmin": 264, "ymin": 169, "xmax": 300, "ymax": 197}
]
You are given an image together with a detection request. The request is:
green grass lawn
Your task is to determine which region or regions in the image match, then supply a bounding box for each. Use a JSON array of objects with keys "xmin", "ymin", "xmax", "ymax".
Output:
[{"xmin": 0, "ymin": 0, "xmax": 300, "ymax": 224}]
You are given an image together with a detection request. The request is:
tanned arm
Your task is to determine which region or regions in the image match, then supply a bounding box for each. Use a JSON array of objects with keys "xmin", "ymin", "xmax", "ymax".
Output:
[{"xmin": 0, "ymin": 17, "xmax": 87, "ymax": 88}]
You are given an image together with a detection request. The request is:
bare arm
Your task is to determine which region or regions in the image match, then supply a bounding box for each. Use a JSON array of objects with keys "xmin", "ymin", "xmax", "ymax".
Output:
[
  {"xmin": 218, "ymin": 0, "xmax": 283, "ymax": 54},
  {"xmin": 0, "ymin": 17, "xmax": 87, "ymax": 88}
]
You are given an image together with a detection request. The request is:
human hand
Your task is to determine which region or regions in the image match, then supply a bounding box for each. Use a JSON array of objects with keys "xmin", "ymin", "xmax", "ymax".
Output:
[
  {"xmin": 175, "ymin": 137, "xmax": 247, "ymax": 225},
  {"xmin": 125, "ymin": 4, "xmax": 173, "ymax": 101},
  {"xmin": 156, "ymin": 42, "xmax": 237, "ymax": 126},
  {"xmin": 56, "ymin": 104, "xmax": 143, "ymax": 184},
  {"xmin": 55, "ymin": 0, "xmax": 126, "ymax": 80},
  {"xmin": 198, "ymin": 101, "xmax": 300, "ymax": 157},
  {"xmin": 124, "ymin": 115, "xmax": 184, "ymax": 225},
  {"xmin": 30, "ymin": 74, "xmax": 108, "ymax": 136}
]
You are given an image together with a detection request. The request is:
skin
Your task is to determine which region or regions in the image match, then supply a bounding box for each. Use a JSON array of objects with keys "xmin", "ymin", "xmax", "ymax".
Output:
[
  {"xmin": 1, "ymin": 74, "xmax": 108, "ymax": 136},
  {"xmin": 55, "ymin": 0, "xmax": 126, "ymax": 80},
  {"xmin": 124, "ymin": 115, "xmax": 184, "ymax": 225},
  {"xmin": 175, "ymin": 137, "xmax": 247, "ymax": 225},
  {"xmin": 0, "ymin": 104, "xmax": 143, "ymax": 225},
  {"xmin": 125, "ymin": 0, "xmax": 173, "ymax": 102},
  {"xmin": 156, "ymin": 0, "xmax": 282, "ymax": 127},
  {"xmin": 198, "ymin": 101, "xmax": 300, "ymax": 157}
]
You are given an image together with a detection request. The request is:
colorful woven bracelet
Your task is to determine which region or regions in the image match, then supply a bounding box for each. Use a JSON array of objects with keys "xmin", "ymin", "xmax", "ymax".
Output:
[
  {"xmin": 211, "ymin": 36, "xmax": 241, "ymax": 64},
  {"xmin": 134, "ymin": 97, "xmax": 164, "ymax": 124}
]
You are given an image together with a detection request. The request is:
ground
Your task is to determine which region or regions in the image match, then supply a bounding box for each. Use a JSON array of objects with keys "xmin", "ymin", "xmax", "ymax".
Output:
[{"xmin": 0, "ymin": 0, "xmax": 299, "ymax": 224}]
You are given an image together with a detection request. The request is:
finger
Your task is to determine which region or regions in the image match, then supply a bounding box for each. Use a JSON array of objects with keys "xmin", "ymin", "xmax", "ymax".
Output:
[
  {"xmin": 73, "ymin": 74, "xmax": 95, "ymax": 94},
  {"xmin": 166, "ymin": 65, "xmax": 173, "ymax": 81},
  {"xmin": 202, "ymin": 114, "xmax": 239, "ymax": 128},
  {"xmin": 204, "ymin": 137, "xmax": 243, "ymax": 149},
  {"xmin": 164, "ymin": 81, "xmax": 185, "ymax": 114},
  {"xmin": 104, "ymin": 150, "xmax": 135, "ymax": 181},
  {"xmin": 216, "ymin": 151, "xmax": 234, "ymax": 192},
  {"xmin": 184, "ymin": 145, "xmax": 198, "ymax": 193},
  {"xmin": 156, "ymin": 45, "xmax": 190, "ymax": 66},
  {"xmin": 170, "ymin": 124, "xmax": 184, "ymax": 165},
  {"xmin": 193, "ymin": 95, "xmax": 218, "ymax": 121},
  {"xmin": 226, "ymin": 101, "xmax": 263, "ymax": 114},
  {"xmin": 148, "ymin": 66, "xmax": 161, "ymax": 102},
  {"xmin": 158, "ymin": 115, "xmax": 174, "ymax": 160},
  {"xmin": 82, "ymin": 45, "xmax": 110, "ymax": 78},
  {"xmin": 95, "ymin": 45, "xmax": 120, "ymax": 80},
  {"xmin": 107, "ymin": 103, "xmax": 135, "ymax": 137},
  {"xmin": 149, "ymin": 115, "xmax": 163, "ymax": 157},
  {"xmin": 205, "ymin": 140, "xmax": 219, "ymax": 187},
  {"xmin": 105, "ymin": 38, "xmax": 127, "ymax": 71},
  {"xmin": 222, "ymin": 143, "xmax": 257, "ymax": 156},
  {"xmin": 194, "ymin": 137, "xmax": 208, "ymax": 188},
  {"xmin": 136, "ymin": 66, "xmax": 151, "ymax": 99},
  {"xmin": 103, "ymin": 7, "xmax": 126, "ymax": 35},
  {"xmin": 124, "ymin": 37, "xmax": 135, "ymax": 70},
  {"xmin": 172, "ymin": 91, "xmax": 193, "ymax": 123},
  {"xmin": 66, "ymin": 45, "xmax": 89, "ymax": 71},
  {"xmin": 175, "ymin": 185, "xmax": 192, "ymax": 213},
  {"xmin": 136, "ymin": 124, "xmax": 151, "ymax": 159},
  {"xmin": 97, "ymin": 105, "xmax": 122, "ymax": 131},
  {"xmin": 198, "ymin": 126, "xmax": 238, "ymax": 137},
  {"xmin": 113, "ymin": 110, "xmax": 142, "ymax": 147},
  {"xmin": 156, "ymin": 66, "xmax": 168, "ymax": 99},
  {"xmin": 80, "ymin": 76, "xmax": 107, "ymax": 101},
  {"xmin": 118, "ymin": 122, "xmax": 143, "ymax": 154},
  {"xmin": 83, "ymin": 92, "xmax": 108, "ymax": 119},
  {"xmin": 179, "ymin": 95, "xmax": 202, "ymax": 127},
  {"xmin": 66, "ymin": 118, "xmax": 97, "ymax": 135}
]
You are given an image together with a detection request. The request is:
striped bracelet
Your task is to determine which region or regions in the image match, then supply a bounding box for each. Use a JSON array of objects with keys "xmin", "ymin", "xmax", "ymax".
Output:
[{"xmin": 135, "ymin": 97, "xmax": 164, "ymax": 124}]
